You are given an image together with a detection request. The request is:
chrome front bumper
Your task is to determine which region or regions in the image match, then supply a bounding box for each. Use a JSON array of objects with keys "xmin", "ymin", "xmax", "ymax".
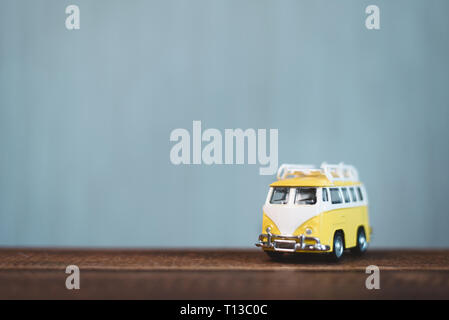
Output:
[{"xmin": 255, "ymin": 229, "xmax": 330, "ymax": 253}]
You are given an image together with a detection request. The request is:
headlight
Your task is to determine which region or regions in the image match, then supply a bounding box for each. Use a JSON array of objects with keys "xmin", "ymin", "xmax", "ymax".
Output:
[{"xmin": 305, "ymin": 228, "xmax": 313, "ymax": 235}]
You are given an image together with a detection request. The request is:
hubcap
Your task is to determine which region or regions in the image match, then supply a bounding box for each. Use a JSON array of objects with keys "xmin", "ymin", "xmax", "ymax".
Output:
[
  {"xmin": 334, "ymin": 236, "xmax": 343, "ymax": 257},
  {"xmin": 359, "ymin": 231, "xmax": 367, "ymax": 251}
]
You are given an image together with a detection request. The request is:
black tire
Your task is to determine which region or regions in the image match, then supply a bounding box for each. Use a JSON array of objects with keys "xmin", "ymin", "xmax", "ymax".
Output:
[
  {"xmin": 264, "ymin": 250, "xmax": 285, "ymax": 260},
  {"xmin": 351, "ymin": 227, "xmax": 368, "ymax": 255},
  {"xmin": 329, "ymin": 231, "xmax": 345, "ymax": 262}
]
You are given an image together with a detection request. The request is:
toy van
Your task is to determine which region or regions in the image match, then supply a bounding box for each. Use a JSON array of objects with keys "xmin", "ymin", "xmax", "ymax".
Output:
[{"xmin": 256, "ymin": 163, "xmax": 371, "ymax": 261}]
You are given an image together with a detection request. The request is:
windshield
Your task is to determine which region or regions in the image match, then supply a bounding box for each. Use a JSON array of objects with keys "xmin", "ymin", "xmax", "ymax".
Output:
[
  {"xmin": 270, "ymin": 187, "xmax": 290, "ymax": 204},
  {"xmin": 294, "ymin": 187, "xmax": 317, "ymax": 205}
]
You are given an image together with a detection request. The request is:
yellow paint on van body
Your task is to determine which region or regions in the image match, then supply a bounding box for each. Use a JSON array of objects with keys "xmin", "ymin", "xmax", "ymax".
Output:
[
  {"xmin": 296, "ymin": 205, "xmax": 370, "ymax": 250},
  {"xmin": 262, "ymin": 204, "xmax": 370, "ymax": 252}
]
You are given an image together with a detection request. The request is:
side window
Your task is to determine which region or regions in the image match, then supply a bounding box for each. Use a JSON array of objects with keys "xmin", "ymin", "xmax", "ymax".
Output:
[
  {"xmin": 342, "ymin": 188, "xmax": 350, "ymax": 203},
  {"xmin": 349, "ymin": 187, "xmax": 357, "ymax": 202},
  {"xmin": 322, "ymin": 188, "xmax": 328, "ymax": 202},
  {"xmin": 329, "ymin": 188, "xmax": 342, "ymax": 204},
  {"xmin": 357, "ymin": 187, "xmax": 364, "ymax": 201}
]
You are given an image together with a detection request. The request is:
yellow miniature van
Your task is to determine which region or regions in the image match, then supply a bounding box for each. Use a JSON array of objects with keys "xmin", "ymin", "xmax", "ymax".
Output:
[{"xmin": 256, "ymin": 163, "xmax": 371, "ymax": 261}]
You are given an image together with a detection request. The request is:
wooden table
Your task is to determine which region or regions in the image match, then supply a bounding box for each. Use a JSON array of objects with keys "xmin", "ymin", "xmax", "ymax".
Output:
[{"xmin": 0, "ymin": 249, "xmax": 448, "ymax": 299}]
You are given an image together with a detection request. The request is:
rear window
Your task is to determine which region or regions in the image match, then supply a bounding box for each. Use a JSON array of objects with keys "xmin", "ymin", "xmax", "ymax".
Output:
[
  {"xmin": 357, "ymin": 187, "xmax": 364, "ymax": 201},
  {"xmin": 295, "ymin": 188, "xmax": 317, "ymax": 205},
  {"xmin": 330, "ymin": 188, "xmax": 342, "ymax": 204},
  {"xmin": 270, "ymin": 187, "xmax": 290, "ymax": 204}
]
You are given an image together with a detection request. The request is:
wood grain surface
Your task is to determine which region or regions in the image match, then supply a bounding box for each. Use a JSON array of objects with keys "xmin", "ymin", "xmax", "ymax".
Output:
[{"xmin": 0, "ymin": 248, "xmax": 448, "ymax": 299}]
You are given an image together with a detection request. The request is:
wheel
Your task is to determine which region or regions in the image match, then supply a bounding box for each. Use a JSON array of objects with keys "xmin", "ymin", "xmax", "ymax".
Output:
[
  {"xmin": 264, "ymin": 250, "xmax": 285, "ymax": 260},
  {"xmin": 351, "ymin": 227, "xmax": 368, "ymax": 255},
  {"xmin": 329, "ymin": 232, "xmax": 345, "ymax": 262}
]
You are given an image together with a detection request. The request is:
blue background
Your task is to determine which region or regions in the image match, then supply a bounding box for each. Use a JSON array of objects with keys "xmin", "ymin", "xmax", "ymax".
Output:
[{"xmin": 1, "ymin": 0, "xmax": 448, "ymax": 247}]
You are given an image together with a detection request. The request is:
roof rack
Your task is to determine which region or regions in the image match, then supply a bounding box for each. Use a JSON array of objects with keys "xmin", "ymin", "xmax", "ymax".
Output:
[
  {"xmin": 276, "ymin": 164, "xmax": 319, "ymax": 180},
  {"xmin": 276, "ymin": 162, "xmax": 359, "ymax": 182}
]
